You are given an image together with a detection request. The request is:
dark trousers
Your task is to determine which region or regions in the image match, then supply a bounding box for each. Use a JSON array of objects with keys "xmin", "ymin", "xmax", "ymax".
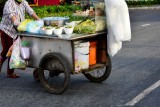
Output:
[{"xmin": 0, "ymin": 30, "xmax": 14, "ymax": 75}]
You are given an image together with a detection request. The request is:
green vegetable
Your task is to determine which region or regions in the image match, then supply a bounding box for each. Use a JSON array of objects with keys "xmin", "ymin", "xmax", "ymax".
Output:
[
  {"xmin": 74, "ymin": 20, "xmax": 96, "ymax": 34},
  {"xmin": 65, "ymin": 26, "xmax": 72, "ymax": 28},
  {"xmin": 25, "ymin": 5, "xmax": 85, "ymax": 21},
  {"xmin": 55, "ymin": 27, "xmax": 61, "ymax": 29},
  {"xmin": 21, "ymin": 41, "xmax": 30, "ymax": 47}
]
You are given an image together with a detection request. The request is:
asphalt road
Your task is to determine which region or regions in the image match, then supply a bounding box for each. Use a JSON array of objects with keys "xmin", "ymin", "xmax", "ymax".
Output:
[{"xmin": 1, "ymin": 9, "xmax": 160, "ymax": 107}]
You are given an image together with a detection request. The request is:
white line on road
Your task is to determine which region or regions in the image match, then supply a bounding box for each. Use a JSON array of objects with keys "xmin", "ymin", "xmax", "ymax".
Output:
[
  {"xmin": 125, "ymin": 80, "xmax": 160, "ymax": 106},
  {"xmin": 141, "ymin": 24, "xmax": 150, "ymax": 27}
]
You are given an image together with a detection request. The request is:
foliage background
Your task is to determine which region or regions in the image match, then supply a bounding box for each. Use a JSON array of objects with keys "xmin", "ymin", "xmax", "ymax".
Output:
[
  {"xmin": 126, "ymin": 0, "xmax": 160, "ymax": 6},
  {"xmin": 1, "ymin": 0, "xmax": 160, "ymax": 21}
]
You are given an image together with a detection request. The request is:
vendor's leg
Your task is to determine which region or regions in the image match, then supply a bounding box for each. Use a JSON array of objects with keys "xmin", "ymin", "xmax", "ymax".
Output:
[
  {"xmin": 0, "ymin": 30, "xmax": 11, "ymax": 72},
  {"xmin": 7, "ymin": 57, "xmax": 20, "ymax": 78},
  {"xmin": 7, "ymin": 57, "xmax": 14, "ymax": 75},
  {"xmin": 5, "ymin": 35, "xmax": 19, "ymax": 78},
  {"xmin": 5, "ymin": 35, "xmax": 14, "ymax": 75}
]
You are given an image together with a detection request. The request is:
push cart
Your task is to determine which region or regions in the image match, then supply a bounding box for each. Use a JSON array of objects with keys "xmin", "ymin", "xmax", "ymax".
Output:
[{"xmin": 18, "ymin": 31, "xmax": 111, "ymax": 94}]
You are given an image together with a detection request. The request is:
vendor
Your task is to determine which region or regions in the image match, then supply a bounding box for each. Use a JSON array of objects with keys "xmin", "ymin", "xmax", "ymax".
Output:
[{"xmin": 0, "ymin": 0, "xmax": 41, "ymax": 78}]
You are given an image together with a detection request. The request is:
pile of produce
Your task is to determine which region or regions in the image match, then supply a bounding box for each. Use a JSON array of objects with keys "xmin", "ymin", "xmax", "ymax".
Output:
[
  {"xmin": 18, "ymin": 4, "xmax": 105, "ymax": 35},
  {"xmin": 25, "ymin": 5, "xmax": 85, "ymax": 21},
  {"xmin": 74, "ymin": 19, "xmax": 96, "ymax": 34}
]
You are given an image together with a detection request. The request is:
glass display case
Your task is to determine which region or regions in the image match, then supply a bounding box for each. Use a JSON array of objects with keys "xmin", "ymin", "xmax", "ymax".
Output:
[{"xmin": 72, "ymin": 0, "xmax": 107, "ymax": 31}]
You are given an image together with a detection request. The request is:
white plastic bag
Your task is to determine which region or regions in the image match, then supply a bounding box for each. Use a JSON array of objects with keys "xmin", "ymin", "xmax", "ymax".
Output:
[
  {"xmin": 20, "ymin": 47, "xmax": 30, "ymax": 60},
  {"xmin": 105, "ymin": 0, "xmax": 131, "ymax": 56},
  {"xmin": 107, "ymin": 27, "xmax": 122, "ymax": 56},
  {"xmin": 26, "ymin": 21, "xmax": 40, "ymax": 33},
  {"xmin": 17, "ymin": 19, "xmax": 33, "ymax": 31},
  {"xmin": 105, "ymin": 0, "xmax": 131, "ymax": 41},
  {"xmin": 9, "ymin": 37, "xmax": 26, "ymax": 69},
  {"xmin": 35, "ymin": 19, "xmax": 44, "ymax": 27}
]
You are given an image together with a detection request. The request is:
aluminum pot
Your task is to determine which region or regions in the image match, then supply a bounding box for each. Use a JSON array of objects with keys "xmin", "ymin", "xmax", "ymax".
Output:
[{"xmin": 42, "ymin": 17, "xmax": 70, "ymax": 26}]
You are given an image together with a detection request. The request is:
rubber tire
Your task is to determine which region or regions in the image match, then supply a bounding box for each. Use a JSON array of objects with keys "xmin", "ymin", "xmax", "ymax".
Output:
[
  {"xmin": 38, "ymin": 53, "xmax": 70, "ymax": 94},
  {"xmin": 33, "ymin": 68, "xmax": 40, "ymax": 82},
  {"xmin": 83, "ymin": 53, "xmax": 111, "ymax": 83}
]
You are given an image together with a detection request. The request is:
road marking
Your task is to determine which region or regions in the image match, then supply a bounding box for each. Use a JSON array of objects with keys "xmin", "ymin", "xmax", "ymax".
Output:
[
  {"xmin": 141, "ymin": 24, "xmax": 150, "ymax": 27},
  {"xmin": 125, "ymin": 80, "xmax": 160, "ymax": 106}
]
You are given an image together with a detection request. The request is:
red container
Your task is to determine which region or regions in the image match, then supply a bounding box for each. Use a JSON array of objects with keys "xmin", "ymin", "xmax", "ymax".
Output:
[
  {"xmin": 38, "ymin": 0, "xmax": 60, "ymax": 6},
  {"xmin": 89, "ymin": 41, "xmax": 97, "ymax": 65}
]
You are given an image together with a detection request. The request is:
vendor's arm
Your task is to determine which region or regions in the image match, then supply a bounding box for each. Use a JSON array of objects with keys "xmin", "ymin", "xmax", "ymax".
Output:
[
  {"xmin": 31, "ymin": 12, "xmax": 40, "ymax": 20},
  {"xmin": 23, "ymin": 0, "xmax": 40, "ymax": 20}
]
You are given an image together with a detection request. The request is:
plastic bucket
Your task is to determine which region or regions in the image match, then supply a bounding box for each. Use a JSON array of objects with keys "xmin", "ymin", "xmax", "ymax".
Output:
[
  {"xmin": 89, "ymin": 41, "xmax": 97, "ymax": 65},
  {"xmin": 74, "ymin": 41, "xmax": 90, "ymax": 72},
  {"xmin": 20, "ymin": 47, "xmax": 30, "ymax": 60}
]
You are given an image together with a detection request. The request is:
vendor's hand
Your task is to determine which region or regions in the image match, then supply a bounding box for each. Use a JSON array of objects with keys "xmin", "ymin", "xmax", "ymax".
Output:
[
  {"xmin": 13, "ymin": 19, "xmax": 21, "ymax": 27},
  {"xmin": 13, "ymin": 25, "xmax": 18, "ymax": 31},
  {"xmin": 13, "ymin": 20, "xmax": 21, "ymax": 31},
  {"xmin": 35, "ymin": 19, "xmax": 44, "ymax": 27}
]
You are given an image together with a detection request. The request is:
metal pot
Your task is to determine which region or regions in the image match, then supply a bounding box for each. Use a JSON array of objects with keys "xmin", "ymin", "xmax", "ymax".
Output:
[{"xmin": 42, "ymin": 17, "xmax": 70, "ymax": 26}]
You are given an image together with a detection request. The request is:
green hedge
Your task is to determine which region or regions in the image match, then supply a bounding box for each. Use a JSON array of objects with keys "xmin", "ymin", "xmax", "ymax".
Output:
[{"xmin": 126, "ymin": 0, "xmax": 160, "ymax": 6}]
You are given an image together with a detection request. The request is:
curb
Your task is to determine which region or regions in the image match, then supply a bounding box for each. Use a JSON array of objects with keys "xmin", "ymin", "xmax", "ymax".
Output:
[{"xmin": 129, "ymin": 5, "xmax": 160, "ymax": 10}]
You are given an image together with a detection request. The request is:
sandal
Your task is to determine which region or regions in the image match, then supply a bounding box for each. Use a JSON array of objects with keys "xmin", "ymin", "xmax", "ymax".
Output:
[
  {"xmin": 7, "ymin": 73, "xmax": 20, "ymax": 78},
  {"xmin": 0, "ymin": 63, "xmax": 2, "ymax": 73},
  {"xmin": 0, "ymin": 57, "xmax": 3, "ymax": 73}
]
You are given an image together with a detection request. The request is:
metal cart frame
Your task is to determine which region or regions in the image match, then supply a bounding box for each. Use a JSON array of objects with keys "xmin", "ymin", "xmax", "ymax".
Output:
[{"xmin": 18, "ymin": 31, "xmax": 111, "ymax": 94}]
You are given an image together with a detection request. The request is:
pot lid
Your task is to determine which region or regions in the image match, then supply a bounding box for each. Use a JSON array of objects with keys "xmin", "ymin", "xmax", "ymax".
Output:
[{"xmin": 42, "ymin": 17, "xmax": 70, "ymax": 21}]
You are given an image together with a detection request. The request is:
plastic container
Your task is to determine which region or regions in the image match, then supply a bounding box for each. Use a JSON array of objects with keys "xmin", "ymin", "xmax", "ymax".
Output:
[
  {"xmin": 53, "ymin": 28, "xmax": 63, "ymax": 37},
  {"xmin": 65, "ymin": 21, "xmax": 76, "ymax": 27},
  {"xmin": 95, "ymin": 16, "xmax": 107, "ymax": 31},
  {"xmin": 89, "ymin": 41, "xmax": 97, "ymax": 65},
  {"xmin": 39, "ymin": 27, "xmax": 54, "ymax": 35},
  {"xmin": 20, "ymin": 47, "xmax": 30, "ymax": 60},
  {"xmin": 74, "ymin": 41, "xmax": 90, "ymax": 73},
  {"xmin": 64, "ymin": 27, "xmax": 74, "ymax": 36}
]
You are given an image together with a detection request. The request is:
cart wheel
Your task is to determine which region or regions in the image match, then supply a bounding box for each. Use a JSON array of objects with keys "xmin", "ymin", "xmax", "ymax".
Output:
[
  {"xmin": 83, "ymin": 53, "xmax": 111, "ymax": 83},
  {"xmin": 38, "ymin": 53, "xmax": 70, "ymax": 94},
  {"xmin": 33, "ymin": 68, "xmax": 40, "ymax": 82}
]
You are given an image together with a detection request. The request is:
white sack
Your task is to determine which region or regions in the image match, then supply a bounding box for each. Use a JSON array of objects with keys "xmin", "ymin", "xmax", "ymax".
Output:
[
  {"xmin": 107, "ymin": 27, "xmax": 122, "ymax": 57},
  {"xmin": 105, "ymin": 0, "xmax": 131, "ymax": 56}
]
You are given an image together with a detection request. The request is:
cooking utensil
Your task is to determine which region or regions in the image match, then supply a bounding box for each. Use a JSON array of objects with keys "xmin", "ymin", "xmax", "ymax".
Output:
[{"xmin": 42, "ymin": 17, "xmax": 70, "ymax": 26}]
